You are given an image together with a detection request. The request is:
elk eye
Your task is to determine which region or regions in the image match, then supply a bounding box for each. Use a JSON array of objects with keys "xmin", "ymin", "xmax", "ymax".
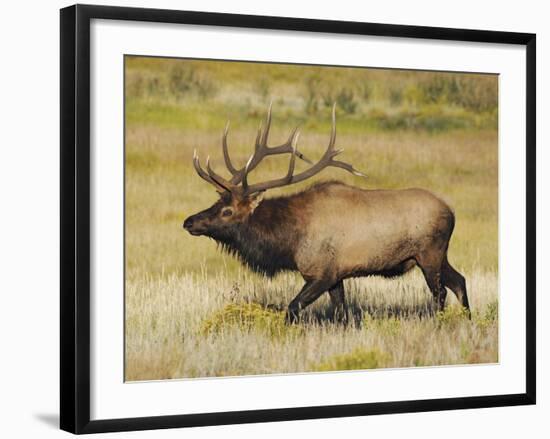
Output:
[{"xmin": 221, "ymin": 208, "xmax": 233, "ymax": 217}]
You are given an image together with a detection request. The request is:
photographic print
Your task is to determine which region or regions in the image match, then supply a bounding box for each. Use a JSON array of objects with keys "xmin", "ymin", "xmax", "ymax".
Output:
[{"xmin": 124, "ymin": 56, "xmax": 498, "ymax": 381}]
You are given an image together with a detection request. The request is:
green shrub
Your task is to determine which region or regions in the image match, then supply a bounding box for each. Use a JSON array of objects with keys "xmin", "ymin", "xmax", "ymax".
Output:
[
  {"xmin": 420, "ymin": 75, "xmax": 449, "ymax": 104},
  {"xmin": 484, "ymin": 301, "xmax": 498, "ymax": 321},
  {"xmin": 436, "ymin": 305, "xmax": 470, "ymax": 327},
  {"xmin": 366, "ymin": 107, "xmax": 487, "ymax": 132},
  {"xmin": 168, "ymin": 65, "xmax": 217, "ymax": 99},
  {"xmin": 402, "ymin": 84, "xmax": 424, "ymax": 106},
  {"xmin": 418, "ymin": 74, "xmax": 497, "ymax": 112},
  {"xmin": 323, "ymin": 87, "xmax": 357, "ymax": 114},
  {"xmin": 389, "ymin": 87, "xmax": 403, "ymax": 107},
  {"xmin": 313, "ymin": 348, "xmax": 389, "ymax": 371},
  {"xmin": 201, "ymin": 303, "xmax": 293, "ymax": 338},
  {"xmin": 169, "ymin": 65, "xmax": 192, "ymax": 96},
  {"xmin": 475, "ymin": 300, "xmax": 498, "ymax": 330},
  {"xmin": 362, "ymin": 314, "xmax": 402, "ymax": 336},
  {"xmin": 360, "ymin": 82, "xmax": 373, "ymax": 102},
  {"xmin": 336, "ymin": 88, "xmax": 357, "ymax": 114}
]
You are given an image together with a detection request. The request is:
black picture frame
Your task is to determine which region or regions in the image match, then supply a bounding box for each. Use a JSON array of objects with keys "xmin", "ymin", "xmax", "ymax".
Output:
[{"xmin": 60, "ymin": 4, "xmax": 536, "ymax": 434}]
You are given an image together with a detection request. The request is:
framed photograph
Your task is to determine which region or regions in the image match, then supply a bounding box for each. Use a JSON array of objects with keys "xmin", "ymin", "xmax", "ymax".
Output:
[{"xmin": 60, "ymin": 4, "xmax": 536, "ymax": 434}]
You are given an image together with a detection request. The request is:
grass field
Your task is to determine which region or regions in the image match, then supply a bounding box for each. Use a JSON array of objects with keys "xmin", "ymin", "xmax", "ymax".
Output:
[{"xmin": 124, "ymin": 56, "xmax": 498, "ymax": 381}]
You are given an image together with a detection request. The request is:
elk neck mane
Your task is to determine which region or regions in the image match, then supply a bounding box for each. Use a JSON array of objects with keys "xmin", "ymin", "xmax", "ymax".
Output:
[{"xmin": 208, "ymin": 183, "xmax": 338, "ymax": 277}]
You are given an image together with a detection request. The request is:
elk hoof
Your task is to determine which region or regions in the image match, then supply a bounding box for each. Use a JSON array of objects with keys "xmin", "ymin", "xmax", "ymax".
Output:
[
  {"xmin": 332, "ymin": 308, "xmax": 349, "ymax": 326},
  {"xmin": 285, "ymin": 308, "xmax": 299, "ymax": 325}
]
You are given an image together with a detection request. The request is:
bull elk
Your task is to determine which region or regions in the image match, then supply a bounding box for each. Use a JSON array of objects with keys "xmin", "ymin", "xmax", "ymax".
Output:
[{"xmin": 183, "ymin": 104, "xmax": 470, "ymax": 324}]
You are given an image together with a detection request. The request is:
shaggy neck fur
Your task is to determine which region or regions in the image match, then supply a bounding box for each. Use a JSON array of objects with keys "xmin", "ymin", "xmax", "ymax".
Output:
[{"xmin": 209, "ymin": 196, "xmax": 301, "ymax": 277}]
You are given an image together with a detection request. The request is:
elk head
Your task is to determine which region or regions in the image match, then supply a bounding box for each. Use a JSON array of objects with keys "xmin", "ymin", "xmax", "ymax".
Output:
[{"xmin": 183, "ymin": 103, "xmax": 366, "ymax": 237}]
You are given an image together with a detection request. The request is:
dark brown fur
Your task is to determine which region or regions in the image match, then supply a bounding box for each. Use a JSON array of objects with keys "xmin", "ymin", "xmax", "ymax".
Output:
[{"xmin": 184, "ymin": 180, "xmax": 470, "ymax": 324}]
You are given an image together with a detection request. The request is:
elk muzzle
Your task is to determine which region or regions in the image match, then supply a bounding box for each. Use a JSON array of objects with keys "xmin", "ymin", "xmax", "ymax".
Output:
[{"xmin": 183, "ymin": 214, "xmax": 207, "ymax": 236}]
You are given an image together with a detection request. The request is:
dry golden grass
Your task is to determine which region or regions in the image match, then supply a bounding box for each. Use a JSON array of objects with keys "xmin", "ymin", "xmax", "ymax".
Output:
[
  {"xmin": 125, "ymin": 269, "xmax": 497, "ymax": 380},
  {"xmin": 125, "ymin": 127, "xmax": 497, "ymax": 279},
  {"xmin": 124, "ymin": 57, "xmax": 498, "ymax": 381}
]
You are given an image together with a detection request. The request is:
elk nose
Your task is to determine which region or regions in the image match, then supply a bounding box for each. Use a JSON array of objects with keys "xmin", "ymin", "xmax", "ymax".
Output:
[{"xmin": 183, "ymin": 218, "xmax": 194, "ymax": 230}]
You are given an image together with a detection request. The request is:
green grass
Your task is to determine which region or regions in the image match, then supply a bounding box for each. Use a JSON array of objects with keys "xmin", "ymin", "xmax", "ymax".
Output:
[
  {"xmin": 124, "ymin": 56, "xmax": 498, "ymax": 380},
  {"xmin": 313, "ymin": 348, "xmax": 390, "ymax": 371}
]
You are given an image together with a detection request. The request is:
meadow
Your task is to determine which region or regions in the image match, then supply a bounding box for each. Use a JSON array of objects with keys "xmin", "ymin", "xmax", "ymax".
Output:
[{"xmin": 124, "ymin": 56, "xmax": 498, "ymax": 381}]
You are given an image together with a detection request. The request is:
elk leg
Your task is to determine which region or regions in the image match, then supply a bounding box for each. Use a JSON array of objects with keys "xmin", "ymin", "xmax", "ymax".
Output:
[
  {"xmin": 286, "ymin": 279, "xmax": 332, "ymax": 324},
  {"xmin": 421, "ymin": 268, "xmax": 446, "ymax": 312},
  {"xmin": 441, "ymin": 259, "xmax": 471, "ymax": 318},
  {"xmin": 328, "ymin": 280, "xmax": 349, "ymax": 325},
  {"xmin": 416, "ymin": 247, "xmax": 448, "ymax": 312},
  {"xmin": 416, "ymin": 253, "xmax": 446, "ymax": 312}
]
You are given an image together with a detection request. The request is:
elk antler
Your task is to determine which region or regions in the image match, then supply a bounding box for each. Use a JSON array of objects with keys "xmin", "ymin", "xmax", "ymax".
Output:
[
  {"xmin": 192, "ymin": 103, "xmax": 311, "ymax": 194},
  {"xmin": 223, "ymin": 102, "xmax": 313, "ymax": 186},
  {"xmin": 192, "ymin": 103, "xmax": 367, "ymax": 196},
  {"xmin": 192, "ymin": 150, "xmax": 232, "ymax": 193},
  {"xmin": 240, "ymin": 104, "xmax": 367, "ymax": 195}
]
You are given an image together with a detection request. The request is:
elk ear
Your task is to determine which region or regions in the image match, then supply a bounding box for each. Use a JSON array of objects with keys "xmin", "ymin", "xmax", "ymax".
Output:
[{"xmin": 249, "ymin": 191, "xmax": 265, "ymax": 213}]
